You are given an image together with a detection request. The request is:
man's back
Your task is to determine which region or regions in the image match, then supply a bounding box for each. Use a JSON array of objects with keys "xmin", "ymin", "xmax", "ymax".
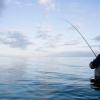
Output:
[
  {"xmin": 90, "ymin": 54, "xmax": 100, "ymax": 80},
  {"xmin": 95, "ymin": 66, "xmax": 100, "ymax": 79},
  {"xmin": 92, "ymin": 54, "xmax": 100, "ymax": 68}
]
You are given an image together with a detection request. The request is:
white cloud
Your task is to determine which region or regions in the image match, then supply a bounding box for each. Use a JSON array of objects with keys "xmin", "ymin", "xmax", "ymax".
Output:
[
  {"xmin": 0, "ymin": 29, "xmax": 95, "ymax": 57},
  {"xmin": 39, "ymin": 0, "xmax": 53, "ymax": 6},
  {"xmin": 0, "ymin": 31, "xmax": 31, "ymax": 49},
  {"xmin": 34, "ymin": 24, "xmax": 81, "ymax": 53},
  {"xmin": 38, "ymin": 0, "xmax": 56, "ymax": 11},
  {"xmin": 6, "ymin": 0, "xmax": 33, "ymax": 7}
]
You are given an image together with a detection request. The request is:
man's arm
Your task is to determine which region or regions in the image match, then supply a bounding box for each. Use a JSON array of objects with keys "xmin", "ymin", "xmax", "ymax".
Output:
[{"xmin": 90, "ymin": 54, "xmax": 100, "ymax": 69}]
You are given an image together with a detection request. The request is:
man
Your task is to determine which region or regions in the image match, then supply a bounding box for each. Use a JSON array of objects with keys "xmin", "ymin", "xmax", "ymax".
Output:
[{"xmin": 90, "ymin": 54, "xmax": 100, "ymax": 81}]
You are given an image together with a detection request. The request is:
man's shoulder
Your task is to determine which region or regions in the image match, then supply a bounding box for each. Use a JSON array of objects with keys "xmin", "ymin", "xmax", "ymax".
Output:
[
  {"xmin": 97, "ymin": 54, "xmax": 100, "ymax": 60},
  {"xmin": 98, "ymin": 54, "xmax": 100, "ymax": 57}
]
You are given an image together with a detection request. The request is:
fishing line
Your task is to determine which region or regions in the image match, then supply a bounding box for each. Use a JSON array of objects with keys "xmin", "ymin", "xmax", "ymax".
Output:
[{"xmin": 65, "ymin": 20, "xmax": 97, "ymax": 57}]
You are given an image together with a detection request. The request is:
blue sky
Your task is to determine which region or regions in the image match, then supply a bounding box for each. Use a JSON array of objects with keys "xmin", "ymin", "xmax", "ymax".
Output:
[{"xmin": 0, "ymin": 0, "xmax": 100, "ymax": 57}]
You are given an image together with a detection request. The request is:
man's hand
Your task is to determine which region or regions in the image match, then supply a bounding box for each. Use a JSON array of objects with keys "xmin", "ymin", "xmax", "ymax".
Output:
[{"xmin": 89, "ymin": 62, "xmax": 95, "ymax": 69}]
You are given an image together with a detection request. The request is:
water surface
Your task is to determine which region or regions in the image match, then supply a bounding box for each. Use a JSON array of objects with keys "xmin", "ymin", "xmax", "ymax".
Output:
[{"xmin": 0, "ymin": 56, "xmax": 100, "ymax": 100}]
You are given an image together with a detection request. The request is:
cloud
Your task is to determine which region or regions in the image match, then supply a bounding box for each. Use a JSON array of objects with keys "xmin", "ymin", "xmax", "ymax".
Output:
[
  {"xmin": 36, "ymin": 25, "xmax": 52, "ymax": 39},
  {"xmin": 0, "ymin": 0, "xmax": 5, "ymax": 14},
  {"xmin": 94, "ymin": 36, "xmax": 100, "ymax": 41},
  {"xmin": 39, "ymin": 0, "xmax": 53, "ymax": 6},
  {"xmin": 52, "ymin": 51, "xmax": 95, "ymax": 57},
  {"xmin": 34, "ymin": 24, "xmax": 81, "ymax": 52},
  {"xmin": 0, "ymin": 32, "xmax": 31, "ymax": 49},
  {"xmin": 63, "ymin": 41, "xmax": 79, "ymax": 46},
  {"xmin": 38, "ymin": 0, "xmax": 55, "ymax": 11},
  {"xmin": 6, "ymin": 0, "xmax": 33, "ymax": 7}
]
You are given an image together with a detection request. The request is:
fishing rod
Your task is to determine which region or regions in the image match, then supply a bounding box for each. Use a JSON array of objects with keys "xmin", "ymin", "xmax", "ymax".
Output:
[{"xmin": 66, "ymin": 20, "xmax": 97, "ymax": 57}]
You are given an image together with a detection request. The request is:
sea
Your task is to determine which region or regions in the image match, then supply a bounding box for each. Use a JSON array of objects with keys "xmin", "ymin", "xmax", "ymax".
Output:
[{"xmin": 0, "ymin": 56, "xmax": 100, "ymax": 100}]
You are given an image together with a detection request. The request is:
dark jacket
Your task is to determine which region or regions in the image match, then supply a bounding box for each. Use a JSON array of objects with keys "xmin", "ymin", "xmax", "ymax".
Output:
[{"xmin": 90, "ymin": 54, "xmax": 100, "ymax": 69}]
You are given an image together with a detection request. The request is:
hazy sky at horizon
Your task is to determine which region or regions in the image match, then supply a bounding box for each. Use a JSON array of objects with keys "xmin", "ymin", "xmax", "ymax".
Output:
[{"xmin": 0, "ymin": 0, "xmax": 100, "ymax": 57}]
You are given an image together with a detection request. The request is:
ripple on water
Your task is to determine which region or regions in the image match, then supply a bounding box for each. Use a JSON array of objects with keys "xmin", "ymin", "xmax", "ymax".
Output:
[{"xmin": 0, "ymin": 57, "xmax": 100, "ymax": 100}]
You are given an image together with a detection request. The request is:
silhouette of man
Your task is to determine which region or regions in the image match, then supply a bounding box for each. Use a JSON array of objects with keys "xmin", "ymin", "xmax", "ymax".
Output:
[{"xmin": 90, "ymin": 54, "xmax": 100, "ymax": 81}]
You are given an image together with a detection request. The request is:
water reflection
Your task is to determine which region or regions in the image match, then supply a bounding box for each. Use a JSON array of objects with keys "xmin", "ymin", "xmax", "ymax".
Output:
[
  {"xmin": 0, "ymin": 57, "xmax": 29, "ymax": 84},
  {"xmin": 90, "ymin": 79, "xmax": 100, "ymax": 90},
  {"xmin": 0, "ymin": 56, "xmax": 100, "ymax": 99}
]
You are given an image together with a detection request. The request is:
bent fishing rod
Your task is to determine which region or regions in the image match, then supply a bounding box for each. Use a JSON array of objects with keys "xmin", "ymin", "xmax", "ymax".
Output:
[{"xmin": 66, "ymin": 20, "xmax": 97, "ymax": 57}]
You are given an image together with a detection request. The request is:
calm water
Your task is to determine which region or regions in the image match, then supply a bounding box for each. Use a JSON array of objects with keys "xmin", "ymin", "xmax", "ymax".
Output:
[{"xmin": 0, "ymin": 56, "xmax": 100, "ymax": 100}]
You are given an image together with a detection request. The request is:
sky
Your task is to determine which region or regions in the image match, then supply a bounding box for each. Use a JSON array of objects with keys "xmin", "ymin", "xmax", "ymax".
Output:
[{"xmin": 0, "ymin": 0, "xmax": 100, "ymax": 57}]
